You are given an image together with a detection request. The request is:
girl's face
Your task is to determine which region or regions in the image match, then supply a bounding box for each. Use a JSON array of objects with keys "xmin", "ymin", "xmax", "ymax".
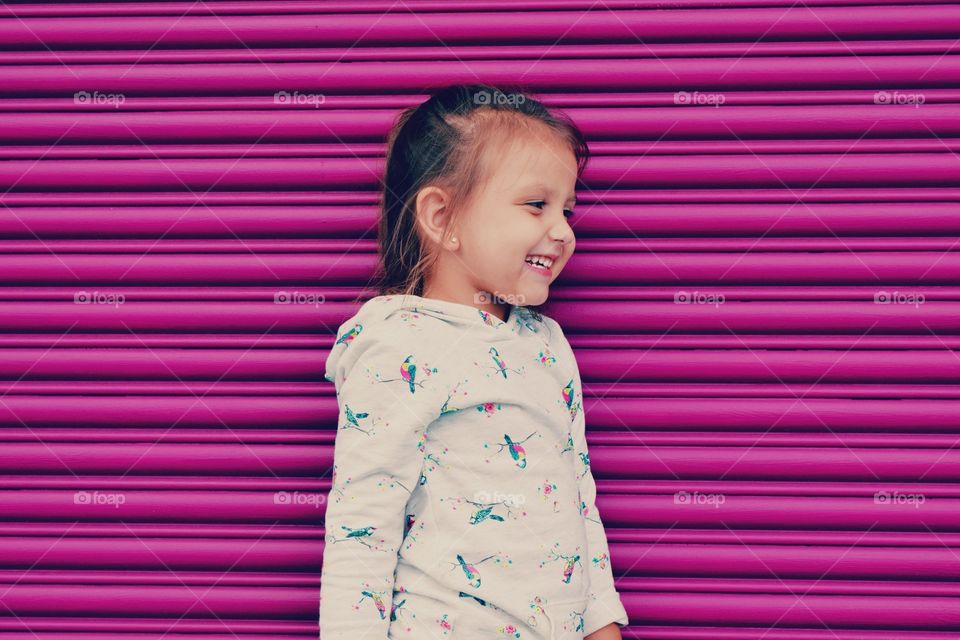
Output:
[{"xmin": 423, "ymin": 135, "xmax": 578, "ymax": 318}]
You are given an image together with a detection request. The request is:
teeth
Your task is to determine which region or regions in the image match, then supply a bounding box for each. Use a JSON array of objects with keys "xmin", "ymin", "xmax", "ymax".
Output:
[{"xmin": 525, "ymin": 255, "xmax": 554, "ymax": 268}]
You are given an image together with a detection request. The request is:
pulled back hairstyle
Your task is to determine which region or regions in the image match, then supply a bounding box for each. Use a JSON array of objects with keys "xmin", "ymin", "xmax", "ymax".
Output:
[{"xmin": 371, "ymin": 83, "xmax": 590, "ymax": 298}]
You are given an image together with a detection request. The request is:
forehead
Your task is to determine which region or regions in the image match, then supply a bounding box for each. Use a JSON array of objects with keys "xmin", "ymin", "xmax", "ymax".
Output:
[{"xmin": 483, "ymin": 126, "xmax": 578, "ymax": 196}]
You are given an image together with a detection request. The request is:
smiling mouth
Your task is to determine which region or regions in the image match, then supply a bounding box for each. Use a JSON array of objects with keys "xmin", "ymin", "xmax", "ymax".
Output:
[{"xmin": 524, "ymin": 255, "xmax": 554, "ymax": 277}]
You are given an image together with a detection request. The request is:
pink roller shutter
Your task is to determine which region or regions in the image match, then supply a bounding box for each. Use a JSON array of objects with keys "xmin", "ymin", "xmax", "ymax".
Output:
[{"xmin": 1, "ymin": 1, "xmax": 957, "ymax": 638}]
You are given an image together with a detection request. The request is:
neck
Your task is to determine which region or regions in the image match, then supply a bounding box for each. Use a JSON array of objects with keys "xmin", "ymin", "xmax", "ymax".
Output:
[{"xmin": 421, "ymin": 281, "xmax": 510, "ymax": 323}]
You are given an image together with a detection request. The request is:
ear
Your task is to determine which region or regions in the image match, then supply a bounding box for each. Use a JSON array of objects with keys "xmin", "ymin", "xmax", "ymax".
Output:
[{"xmin": 415, "ymin": 185, "xmax": 456, "ymax": 248}]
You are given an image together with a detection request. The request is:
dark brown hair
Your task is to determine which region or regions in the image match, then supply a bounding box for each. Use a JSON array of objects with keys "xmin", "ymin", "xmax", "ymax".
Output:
[{"xmin": 368, "ymin": 83, "xmax": 590, "ymax": 299}]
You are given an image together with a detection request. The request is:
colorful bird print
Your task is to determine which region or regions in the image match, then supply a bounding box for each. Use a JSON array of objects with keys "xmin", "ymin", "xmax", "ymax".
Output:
[
  {"xmin": 457, "ymin": 591, "xmax": 509, "ymax": 614},
  {"xmin": 492, "ymin": 431, "xmax": 539, "ymax": 469},
  {"xmin": 478, "ymin": 309, "xmax": 502, "ymax": 327},
  {"xmin": 390, "ymin": 598, "xmax": 406, "ymax": 621},
  {"xmin": 569, "ymin": 609, "xmax": 586, "ymax": 633},
  {"xmin": 562, "ymin": 379, "xmax": 576, "ymax": 410},
  {"xmin": 335, "ymin": 323, "xmax": 362, "ymax": 346},
  {"xmin": 459, "ymin": 591, "xmax": 489, "ymax": 607},
  {"xmin": 450, "ymin": 553, "xmax": 502, "ymax": 589},
  {"xmin": 505, "ymin": 434, "xmax": 527, "ymax": 468},
  {"xmin": 514, "ymin": 307, "xmax": 540, "ymax": 333},
  {"xmin": 562, "ymin": 379, "xmax": 582, "ymax": 420},
  {"xmin": 459, "ymin": 496, "xmax": 516, "ymax": 525},
  {"xmin": 540, "ymin": 545, "xmax": 583, "ymax": 584},
  {"xmin": 400, "ymin": 355, "xmax": 417, "ymax": 393},
  {"xmin": 577, "ymin": 451, "xmax": 591, "ymax": 480},
  {"xmin": 341, "ymin": 404, "xmax": 370, "ymax": 433},
  {"xmin": 359, "ymin": 589, "xmax": 388, "ymax": 619},
  {"xmin": 330, "ymin": 525, "xmax": 378, "ymax": 549},
  {"xmin": 559, "ymin": 431, "xmax": 574, "ymax": 454},
  {"xmin": 468, "ymin": 504, "xmax": 506, "ymax": 525},
  {"xmin": 490, "ymin": 346, "xmax": 509, "ymax": 379},
  {"xmin": 560, "ymin": 555, "xmax": 580, "ymax": 583}
]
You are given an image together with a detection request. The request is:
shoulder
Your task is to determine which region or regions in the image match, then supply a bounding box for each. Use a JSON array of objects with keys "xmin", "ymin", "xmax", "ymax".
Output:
[{"xmin": 326, "ymin": 309, "xmax": 457, "ymax": 387}]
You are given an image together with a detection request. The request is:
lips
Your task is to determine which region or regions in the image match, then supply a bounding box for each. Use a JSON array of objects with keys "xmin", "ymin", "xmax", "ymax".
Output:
[
  {"xmin": 524, "ymin": 254, "xmax": 555, "ymax": 269},
  {"xmin": 524, "ymin": 256, "xmax": 554, "ymax": 278}
]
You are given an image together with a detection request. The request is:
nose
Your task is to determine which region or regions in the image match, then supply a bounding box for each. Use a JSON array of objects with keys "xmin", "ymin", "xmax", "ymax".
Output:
[{"xmin": 549, "ymin": 217, "xmax": 575, "ymax": 247}]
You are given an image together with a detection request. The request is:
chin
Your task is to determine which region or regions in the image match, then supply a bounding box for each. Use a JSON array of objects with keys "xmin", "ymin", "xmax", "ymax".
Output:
[{"xmin": 521, "ymin": 289, "xmax": 549, "ymax": 307}]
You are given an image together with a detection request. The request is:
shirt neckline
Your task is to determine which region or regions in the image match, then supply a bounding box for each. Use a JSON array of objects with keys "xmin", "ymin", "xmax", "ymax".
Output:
[{"xmin": 387, "ymin": 293, "xmax": 522, "ymax": 331}]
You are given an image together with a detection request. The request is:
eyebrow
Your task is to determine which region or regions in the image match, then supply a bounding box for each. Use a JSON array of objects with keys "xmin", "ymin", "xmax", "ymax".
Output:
[{"xmin": 521, "ymin": 183, "xmax": 577, "ymax": 205}]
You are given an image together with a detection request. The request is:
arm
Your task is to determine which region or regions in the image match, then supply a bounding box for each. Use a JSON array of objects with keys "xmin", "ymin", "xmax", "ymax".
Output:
[
  {"xmin": 557, "ymin": 326, "xmax": 630, "ymax": 636},
  {"xmin": 319, "ymin": 323, "xmax": 445, "ymax": 639}
]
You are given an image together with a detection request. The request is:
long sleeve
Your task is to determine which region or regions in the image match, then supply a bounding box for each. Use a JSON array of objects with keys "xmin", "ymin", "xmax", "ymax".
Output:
[
  {"xmin": 319, "ymin": 321, "xmax": 447, "ymax": 639},
  {"xmin": 551, "ymin": 321, "xmax": 630, "ymax": 636}
]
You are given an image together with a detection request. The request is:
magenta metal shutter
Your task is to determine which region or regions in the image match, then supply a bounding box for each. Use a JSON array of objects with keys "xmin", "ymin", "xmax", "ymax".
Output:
[{"xmin": 2, "ymin": 1, "xmax": 958, "ymax": 637}]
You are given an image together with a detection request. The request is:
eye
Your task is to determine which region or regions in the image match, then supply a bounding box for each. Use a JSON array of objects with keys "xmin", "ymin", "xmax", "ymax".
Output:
[{"xmin": 526, "ymin": 201, "xmax": 575, "ymax": 219}]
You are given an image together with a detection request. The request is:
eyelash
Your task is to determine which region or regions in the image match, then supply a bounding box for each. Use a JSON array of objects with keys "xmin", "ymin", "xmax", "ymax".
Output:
[{"xmin": 527, "ymin": 201, "xmax": 576, "ymax": 219}]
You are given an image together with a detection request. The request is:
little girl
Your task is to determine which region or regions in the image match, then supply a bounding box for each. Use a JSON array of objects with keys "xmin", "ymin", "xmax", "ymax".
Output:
[{"xmin": 319, "ymin": 84, "xmax": 629, "ymax": 639}]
